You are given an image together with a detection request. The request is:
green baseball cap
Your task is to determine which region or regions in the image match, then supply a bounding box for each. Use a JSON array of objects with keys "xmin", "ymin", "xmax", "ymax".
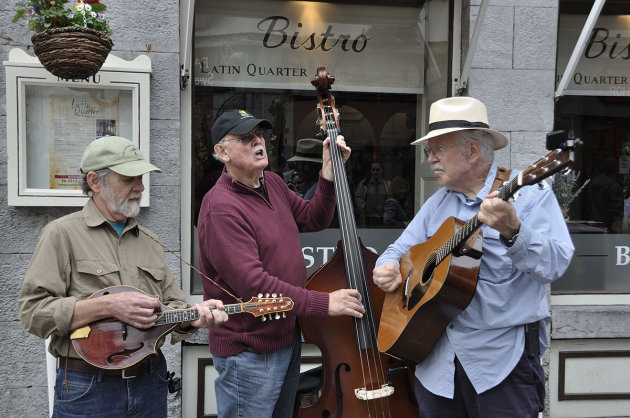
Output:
[{"xmin": 80, "ymin": 136, "xmax": 161, "ymax": 176}]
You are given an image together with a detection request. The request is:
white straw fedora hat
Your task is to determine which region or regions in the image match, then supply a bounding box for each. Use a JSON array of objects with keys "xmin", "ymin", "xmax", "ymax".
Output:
[{"xmin": 411, "ymin": 96, "xmax": 508, "ymax": 150}]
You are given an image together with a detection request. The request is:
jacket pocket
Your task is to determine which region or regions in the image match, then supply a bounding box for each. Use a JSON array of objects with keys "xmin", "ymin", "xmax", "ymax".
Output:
[
  {"xmin": 74, "ymin": 260, "xmax": 120, "ymax": 295},
  {"xmin": 76, "ymin": 259, "xmax": 119, "ymax": 276},
  {"xmin": 137, "ymin": 265, "xmax": 166, "ymax": 283}
]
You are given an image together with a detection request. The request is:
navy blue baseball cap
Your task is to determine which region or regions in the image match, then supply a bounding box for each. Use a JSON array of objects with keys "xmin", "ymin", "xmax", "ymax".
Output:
[{"xmin": 211, "ymin": 109, "xmax": 272, "ymax": 145}]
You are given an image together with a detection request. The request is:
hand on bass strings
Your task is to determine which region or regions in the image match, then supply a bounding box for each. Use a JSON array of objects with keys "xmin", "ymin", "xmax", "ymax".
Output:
[
  {"xmin": 321, "ymin": 135, "xmax": 351, "ymax": 181},
  {"xmin": 328, "ymin": 288, "xmax": 364, "ymax": 318},
  {"xmin": 373, "ymin": 262, "xmax": 402, "ymax": 292},
  {"xmin": 188, "ymin": 299, "xmax": 229, "ymax": 329}
]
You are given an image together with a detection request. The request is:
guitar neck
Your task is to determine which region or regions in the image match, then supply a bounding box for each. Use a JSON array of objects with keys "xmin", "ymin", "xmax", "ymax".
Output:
[
  {"xmin": 438, "ymin": 175, "xmax": 522, "ymax": 264},
  {"xmin": 154, "ymin": 303, "xmax": 249, "ymax": 326}
]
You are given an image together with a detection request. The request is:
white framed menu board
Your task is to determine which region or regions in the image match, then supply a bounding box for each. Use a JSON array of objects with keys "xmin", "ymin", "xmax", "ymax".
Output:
[{"xmin": 4, "ymin": 48, "xmax": 152, "ymax": 206}]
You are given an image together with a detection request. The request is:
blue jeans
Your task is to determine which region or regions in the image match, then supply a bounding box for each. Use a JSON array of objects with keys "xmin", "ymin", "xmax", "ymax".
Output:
[
  {"xmin": 52, "ymin": 353, "xmax": 169, "ymax": 418},
  {"xmin": 213, "ymin": 338, "xmax": 301, "ymax": 418}
]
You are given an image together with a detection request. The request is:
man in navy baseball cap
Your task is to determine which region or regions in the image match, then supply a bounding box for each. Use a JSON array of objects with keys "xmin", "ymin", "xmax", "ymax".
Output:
[{"xmin": 211, "ymin": 109, "xmax": 272, "ymax": 145}]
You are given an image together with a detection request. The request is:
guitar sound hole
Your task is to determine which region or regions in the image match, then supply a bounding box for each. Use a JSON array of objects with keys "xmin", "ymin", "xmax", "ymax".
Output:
[
  {"xmin": 420, "ymin": 260, "xmax": 435, "ymax": 286},
  {"xmin": 407, "ymin": 263, "xmax": 434, "ymax": 310}
]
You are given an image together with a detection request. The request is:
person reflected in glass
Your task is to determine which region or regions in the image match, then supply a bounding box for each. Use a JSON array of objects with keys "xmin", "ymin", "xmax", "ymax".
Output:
[
  {"xmin": 383, "ymin": 176, "xmax": 410, "ymax": 228},
  {"xmin": 286, "ymin": 138, "xmax": 323, "ymax": 200},
  {"xmin": 586, "ymin": 157, "xmax": 624, "ymax": 233},
  {"xmin": 355, "ymin": 161, "xmax": 391, "ymax": 227}
]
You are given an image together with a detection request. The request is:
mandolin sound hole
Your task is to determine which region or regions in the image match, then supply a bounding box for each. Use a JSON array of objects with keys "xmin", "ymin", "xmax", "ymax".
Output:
[{"xmin": 107, "ymin": 343, "xmax": 144, "ymax": 364}]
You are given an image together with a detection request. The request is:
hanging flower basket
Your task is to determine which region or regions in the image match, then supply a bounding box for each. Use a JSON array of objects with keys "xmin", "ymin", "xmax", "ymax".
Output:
[{"xmin": 31, "ymin": 26, "xmax": 113, "ymax": 80}]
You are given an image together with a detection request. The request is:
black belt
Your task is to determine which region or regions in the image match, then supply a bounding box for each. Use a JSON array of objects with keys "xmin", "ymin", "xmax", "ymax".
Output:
[{"xmin": 58, "ymin": 357, "xmax": 151, "ymax": 379}]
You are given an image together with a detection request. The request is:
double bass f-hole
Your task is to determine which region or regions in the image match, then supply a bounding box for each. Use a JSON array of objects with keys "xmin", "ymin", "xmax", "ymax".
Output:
[{"xmin": 297, "ymin": 67, "xmax": 418, "ymax": 418}]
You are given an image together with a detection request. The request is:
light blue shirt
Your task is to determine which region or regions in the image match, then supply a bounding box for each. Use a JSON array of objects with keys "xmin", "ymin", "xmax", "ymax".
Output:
[{"xmin": 376, "ymin": 160, "xmax": 574, "ymax": 398}]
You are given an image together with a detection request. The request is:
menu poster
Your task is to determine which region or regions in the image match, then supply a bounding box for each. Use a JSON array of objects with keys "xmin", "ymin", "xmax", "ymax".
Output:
[{"xmin": 49, "ymin": 95, "xmax": 119, "ymax": 189}]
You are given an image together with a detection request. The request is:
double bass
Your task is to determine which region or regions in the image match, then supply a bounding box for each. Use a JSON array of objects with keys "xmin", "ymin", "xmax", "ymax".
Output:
[{"xmin": 297, "ymin": 68, "xmax": 418, "ymax": 417}]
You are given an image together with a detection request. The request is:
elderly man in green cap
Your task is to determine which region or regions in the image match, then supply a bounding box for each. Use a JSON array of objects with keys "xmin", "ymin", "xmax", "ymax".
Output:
[{"xmin": 18, "ymin": 136, "xmax": 228, "ymax": 418}]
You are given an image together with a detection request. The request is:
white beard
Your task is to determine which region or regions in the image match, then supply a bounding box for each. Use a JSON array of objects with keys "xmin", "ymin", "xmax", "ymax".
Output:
[{"xmin": 101, "ymin": 185, "xmax": 142, "ymax": 218}]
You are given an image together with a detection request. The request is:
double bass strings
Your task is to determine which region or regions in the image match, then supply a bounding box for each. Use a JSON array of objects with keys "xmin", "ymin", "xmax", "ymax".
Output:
[{"xmin": 320, "ymin": 94, "xmax": 395, "ymax": 417}]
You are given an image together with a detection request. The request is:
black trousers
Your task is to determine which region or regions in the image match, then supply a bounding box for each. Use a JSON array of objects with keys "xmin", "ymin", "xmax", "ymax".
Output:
[{"xmin": 414, "ymin": 349, "xmax": 545, "ymax": 418}]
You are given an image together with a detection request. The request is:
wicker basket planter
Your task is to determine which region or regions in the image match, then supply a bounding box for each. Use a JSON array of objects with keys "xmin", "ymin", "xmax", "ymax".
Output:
[{"xmin": 31, "ymin": 26, "xmax": 113, "ymax": 80}]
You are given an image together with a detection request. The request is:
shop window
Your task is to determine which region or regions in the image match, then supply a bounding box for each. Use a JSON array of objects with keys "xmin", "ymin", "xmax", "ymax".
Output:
[
  {"xmin": 189, "ymin": 0, "xmax": 450, "ymax": 293},
  {"xmin": 553, "ymin": 0, "xmax": 630, "ymax": 293}
]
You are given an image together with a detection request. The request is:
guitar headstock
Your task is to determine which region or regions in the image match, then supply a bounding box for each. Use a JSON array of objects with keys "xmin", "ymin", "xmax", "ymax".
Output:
[
  {"xmin": 243, "ymin": 293, "xmax": 294, "ymax": 321},
  {"xmin": 518, "ymin": 147, "xmax": 574, "ymax": 188}
]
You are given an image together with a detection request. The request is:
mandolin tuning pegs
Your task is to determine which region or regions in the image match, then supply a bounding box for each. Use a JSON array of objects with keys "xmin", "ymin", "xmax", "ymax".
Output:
[
  {"xmin": 261, "ymin": 316, "xmax": 267, "ymax": 322},
  {"xmin": 272, "ymin": 293, "xmax": 277, "ymax": 298},
  {"xmin": 282, "ymin": 312, "xmax": 286, "ymax": 318},
  {"xmin": 257, "ymin": 293, "xmax": 263, "ymax": 298},
  {"xmin": 265, "ymin": 293, "xmax": 270, "ymax": 298},
  {"xmin": 275, "ymin": 313, "xmax": 281, "ymax": 320}
]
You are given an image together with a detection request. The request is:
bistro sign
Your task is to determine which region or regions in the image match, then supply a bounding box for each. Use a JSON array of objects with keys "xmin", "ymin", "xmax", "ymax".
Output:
[
  {"xmin": 557, "ymin": 14, "xmax": 630, "ymax": 96},
  {"xmin": 194, "ymin": 0, "xmax": 424, "ymax": 93}
]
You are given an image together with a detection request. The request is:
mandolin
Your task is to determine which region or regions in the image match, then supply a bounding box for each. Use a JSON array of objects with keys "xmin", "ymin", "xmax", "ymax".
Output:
[
  {"xmin": 377, "ymin": 146, "xmax": 576, "ymax": 364},
  {"xmin": 70, "ymin": 285, "xmax": 293, "ymax": 369}
]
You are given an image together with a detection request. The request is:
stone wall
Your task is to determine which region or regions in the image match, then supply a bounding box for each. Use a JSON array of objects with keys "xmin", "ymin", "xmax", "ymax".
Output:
[
  {"xmin": 465, "ymin": 0, "xmax": 559, "ymax": 170},
  {"xmin": 0, "ymin": 1, "xmax": 182, "ymax": 416}
]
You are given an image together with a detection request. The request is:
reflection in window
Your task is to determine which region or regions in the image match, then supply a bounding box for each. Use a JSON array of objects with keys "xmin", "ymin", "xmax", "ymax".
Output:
[
  {"xmin": 552, "ymin": 97, "xmax": 630, "ymax": 293},
  {"xmin": 190, "ymin": 89, "xmax": 419, "ymax": 293}
]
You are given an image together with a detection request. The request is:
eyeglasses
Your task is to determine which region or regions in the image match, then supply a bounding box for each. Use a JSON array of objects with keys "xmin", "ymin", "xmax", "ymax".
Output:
[
  {"xmin": 423, "ymin": 144, "xmax": 455, "ymax": 158},
  {"xmin": 223, "ymin": 128, "xmax": 265, "ymax": 145}
]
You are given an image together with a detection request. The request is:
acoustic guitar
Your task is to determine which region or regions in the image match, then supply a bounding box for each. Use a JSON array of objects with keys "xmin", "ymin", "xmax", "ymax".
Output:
[
  {"xmin": 70, "ymin": 285, "xmax": 293, "ymax": 369},
  {"xmin": 377, "ymin": 146, "xmax": 575, "ymax": 364}
]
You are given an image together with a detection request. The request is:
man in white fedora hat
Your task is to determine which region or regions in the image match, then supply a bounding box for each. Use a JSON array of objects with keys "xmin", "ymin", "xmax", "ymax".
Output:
[
  {"xmin": 18, "ymin": 136, "xmax": 228, "ymax": 417},
  {"xmin": 373, "ymin": 97, "xmax": 574, "ymax": 417}
]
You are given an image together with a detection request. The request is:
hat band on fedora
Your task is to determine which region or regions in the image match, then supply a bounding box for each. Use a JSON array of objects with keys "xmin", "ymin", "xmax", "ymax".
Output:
[
  {"xmin": 294, "ymin": 151, "xmax": 319, "ymax": 159},
  {"xmin": 428, "ymin": 120, "xmax": 489, "ymax": 131}
]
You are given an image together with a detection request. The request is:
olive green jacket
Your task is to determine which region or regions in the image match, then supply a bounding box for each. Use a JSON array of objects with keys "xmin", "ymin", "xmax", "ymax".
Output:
[{"xmin": 18, "ymin": 198, "xmax": 193, "ymax": 359}]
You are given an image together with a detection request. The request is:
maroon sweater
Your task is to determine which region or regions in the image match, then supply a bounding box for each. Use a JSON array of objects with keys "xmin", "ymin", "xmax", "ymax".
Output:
[{"xmin": 198, "ymin": 169, "xmax": 334, "ymax": 356}]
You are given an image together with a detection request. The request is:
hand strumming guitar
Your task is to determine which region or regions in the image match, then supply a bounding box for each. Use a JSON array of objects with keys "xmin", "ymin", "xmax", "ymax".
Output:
[{"xmin": 373, "ymin": 262, "xmax": 402, "ymax": 293}]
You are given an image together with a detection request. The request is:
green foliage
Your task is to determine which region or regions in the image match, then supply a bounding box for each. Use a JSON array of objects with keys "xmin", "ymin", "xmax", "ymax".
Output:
[
  {"xmin": 552, "ymin": 171, "xmax": 590, "ymax": 213},
  {"xmin": 12, "ymin": 0, "xmax": 112, "ymax": 35}
]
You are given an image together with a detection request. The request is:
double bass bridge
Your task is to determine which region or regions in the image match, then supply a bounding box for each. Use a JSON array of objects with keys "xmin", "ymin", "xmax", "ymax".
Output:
[{"xmin": 354, "ymin": 384, "xmax": 395, "ymax": 401}]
